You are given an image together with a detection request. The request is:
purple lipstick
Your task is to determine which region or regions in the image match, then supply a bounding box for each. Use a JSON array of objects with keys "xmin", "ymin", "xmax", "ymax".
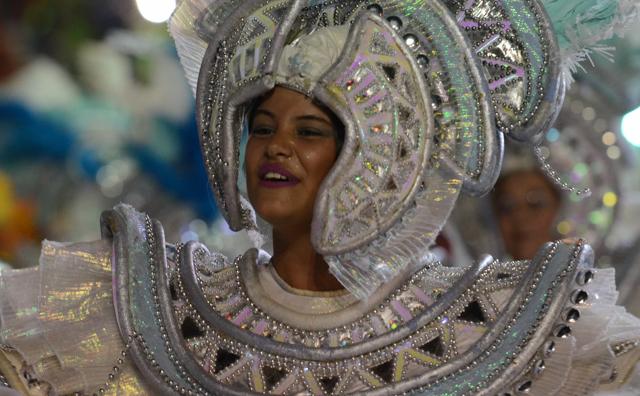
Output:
[{"xmin": 258, "ymin": 163, "xmax": 300, "ymax": 188}]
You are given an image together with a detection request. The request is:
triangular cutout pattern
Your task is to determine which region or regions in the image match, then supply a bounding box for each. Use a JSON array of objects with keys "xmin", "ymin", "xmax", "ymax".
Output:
[
  {"xmin": 214, "ymin": 349, "xmax": 241, "ymax": 374},
  {"xmin": 181, "ymin": 316, "xmax": 204, "ymax": 340},
  {"xmin": 360, "ymin": 201, "xmax": 378, "ymax": 224},
  {"xmin": 398, "ymin": 142, "xmax": 409, "ymax": 159},
  {"xmin": 265, "ymin": 5, "xmax": 288, "ymax": 23},
  {"xmin": 419, "ymin": 336, "xmax": 445, "ymax": 357},
  {"xmin": 382, "ymin": 65, "xmax": 397, "ymax": 82},
  {"xmin": 457, "ymin": 300, "xmax": 486, "ymax": 323},
  {"xmin": 371, "ymin": 360, "xmax": 394, "ymax": 383},
  {"xmin": 320, "ymin": 376, "xmax": 340, "ymax": 394},
  {"xmin": 263, "ymin": 365, "xmax": 288, "ymax": 390},
  {"xmin": 386, "ymin": 178, "xmax": 398, "ymax": 191}
]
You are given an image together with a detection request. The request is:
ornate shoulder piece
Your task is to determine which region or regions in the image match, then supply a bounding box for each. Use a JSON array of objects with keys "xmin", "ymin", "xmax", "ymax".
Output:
[
  {"xmin": 101, "ymin": 206, "xmax": 597, "ymax": 395},
  {"xmin": 101, "ymin": 204, "xmax": 232, "ymax": 394}
]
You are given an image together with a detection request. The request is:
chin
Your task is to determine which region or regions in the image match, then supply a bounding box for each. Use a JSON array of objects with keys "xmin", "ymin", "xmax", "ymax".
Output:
[
  {"xmin": 512, "ymin": 244, "xmax": 539, "ymax": 260},
  {"xmin": 259, "ymin": 207, "xmax": 313, "ymax": 231},
  {"xmin": 254, "ymin": 204, "xmax": 296, "ymax": 224}
]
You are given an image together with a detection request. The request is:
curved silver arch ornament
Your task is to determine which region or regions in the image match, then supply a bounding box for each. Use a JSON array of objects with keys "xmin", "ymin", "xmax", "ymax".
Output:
[{"xmin": 442, "ymin": 0, "xmax": 563, "ymax": 143}]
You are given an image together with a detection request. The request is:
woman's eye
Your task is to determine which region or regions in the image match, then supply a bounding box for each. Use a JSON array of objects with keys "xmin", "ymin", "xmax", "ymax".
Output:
[
  {"xmin": 298, "ymin": 128, "xmax": 329, "ymax": 137},
  {"xmin": 529, "ymin": 200, "xmax": 549, "ymax": 210},
  {"xmin": 496, "ymin": 200, "xmax": 515, "ymax": 215},
  {"xmin": 250, "ymin": 126, "xmax": 273, "ymax": 136},
  {"xmin": 525, "ymin": 191, "xmax": 550, "ymax": 209}
]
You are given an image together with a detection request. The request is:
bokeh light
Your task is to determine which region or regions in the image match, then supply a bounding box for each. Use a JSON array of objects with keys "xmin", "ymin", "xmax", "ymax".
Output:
[
  {"xmin": 621, "ymin": 105, "xmax": 640, "ymax": 147},
  {"xmin": 582, "ymin": 107, "xmax": 596, "ymax": 121},
  {"xmin": 546, "ymin": 128, "xmax": 560, "ymax": 142},
  {"xmin": 602, "ymin": 131, "xmax": 617, "ymax": 146},
  {"xmin": 135, "ymin": 0, "xmax": 176, "ymax": 23},
  {"xmin": 557, "ymin": 220, "xmax": 572, "ymax": 235},
  {"xmin": 603, "ymin": 191, "xmax": 618, "ymax": 207},
  {"xmin": 594, "ymin": 119, "xmax": 607, "ymax": 132},
  {"xmin": 607, "ymin": 145, "xmax": 621, "ymax": 160},
  {"xmin": 589, "ymin": 210, "xmax": 607, "ymax": 226}
]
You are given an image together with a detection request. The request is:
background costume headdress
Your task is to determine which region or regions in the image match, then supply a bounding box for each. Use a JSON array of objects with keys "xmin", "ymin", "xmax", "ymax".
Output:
[{"xmin": 169, "ymin": 0, "xmax": 638, "ymax": 298}]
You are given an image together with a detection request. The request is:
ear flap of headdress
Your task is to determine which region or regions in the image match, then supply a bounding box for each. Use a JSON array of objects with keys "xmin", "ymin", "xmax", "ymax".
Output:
[
  {"xmin": 445, "ymin": 0, "xmax": 563, "ymax": 144},
  {"xmin": 308, "ymin": 3, "xmax": 498, "ymax": 297},
  {"xmin": 310, "ymin": 12, "xmax": 436, "ymax": 255}
]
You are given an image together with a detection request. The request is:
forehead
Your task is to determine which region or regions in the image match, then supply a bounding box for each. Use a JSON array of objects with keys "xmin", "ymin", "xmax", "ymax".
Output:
[
  {"xmin": 496, "ymin": 171, "xmax": 556, "ymax": 196},
  {"xmin": 253, "ymin": 87, "xmax": 330, "ymax": 120}
]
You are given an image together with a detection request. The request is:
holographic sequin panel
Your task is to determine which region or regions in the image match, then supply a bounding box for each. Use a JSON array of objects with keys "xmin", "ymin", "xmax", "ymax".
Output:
[
  {"xmin": 445, "ymin": 0, "xmax": 556, "ymax": 138},
  {"xmin": 320, "ymin": 15, "xmax": 431, "ymax": 251}
]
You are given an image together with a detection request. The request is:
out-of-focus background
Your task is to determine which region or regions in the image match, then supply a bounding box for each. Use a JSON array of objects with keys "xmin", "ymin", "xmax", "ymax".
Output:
[
  {"xmin": 0, "ymin": 0, "xmax": 252, "ymax": 268},
  {"xmin": 0, "ymin": 1, "xmax": 640, "ymax": 311}
]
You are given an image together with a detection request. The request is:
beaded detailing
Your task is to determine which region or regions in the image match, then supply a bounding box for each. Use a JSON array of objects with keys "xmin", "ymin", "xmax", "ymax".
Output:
[
  {"xmin": 91, "ymin": 333, "xmax": 139, "ymax": 395},
  {"xmin": 104, "ymin": 206, "xmax": 592, "ymax": 395},
  {"xmin": 199, "ymin": 0, "xmax": 289, "ymax": 230},
  {"xmin": 168, "ymin": 246, "xmax": 533, "ymax": 393},
  {"xmin": 0, "ymin": 370, "xmax": 9, "ymax": 389},
  {"xmin": 176, "ymin": 249, "xmax": 530, "ymax": 350},
  {"xmin": 443, "ymin": 0, "xmax": 562, "ymax": 142},
  {"xmin": 195, "ymin": 0, "xmax": 502, "ymax": 242},
  {"xmin": 356, "ymin": 1, "xmax": 499, "ymax": 193},
  {"xmin": 135, "ymin": 234, "xmax": 584, "ymax": 394},
  {"xmin": 534, "ymin": 145, "xmax": 592, "ymax": 197},
  {"xmin": 313, "ymin": 3, "xmax": 499, "ymax": 297}
]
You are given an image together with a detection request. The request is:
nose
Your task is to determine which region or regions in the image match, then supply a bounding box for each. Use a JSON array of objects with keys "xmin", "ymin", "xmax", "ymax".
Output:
[
  {"xmin": 265, "ymin": 127, "xmax": 293, "ymax": 159},
  {"xmin": 511, "ymin": 202, "xmax": 534, "ymax": 222}
]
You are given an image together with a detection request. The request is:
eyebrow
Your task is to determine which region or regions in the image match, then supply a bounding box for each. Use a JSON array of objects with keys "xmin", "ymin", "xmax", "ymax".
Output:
[{"xmin": 254, "ymin": 108, "xmax": 333, "ymax": 127}]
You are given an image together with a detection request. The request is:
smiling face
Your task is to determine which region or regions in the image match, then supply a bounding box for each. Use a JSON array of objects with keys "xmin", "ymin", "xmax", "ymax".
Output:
[
  {"xmin": 492, "ymin": 170, "xmax": 561, "ymax": 260},
  {"xmin": 245, "ymin": 86, "xmax": 341, "ymax": 230}
]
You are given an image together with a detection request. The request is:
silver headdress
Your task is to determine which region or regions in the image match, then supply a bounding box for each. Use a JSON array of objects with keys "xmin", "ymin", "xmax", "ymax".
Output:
[{"xmin": 168, "ymin": 0, "xmax": 630, "ymax": 298}]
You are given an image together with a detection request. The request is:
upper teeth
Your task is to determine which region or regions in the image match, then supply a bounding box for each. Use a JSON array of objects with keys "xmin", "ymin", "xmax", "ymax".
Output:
[{"xmin": 265, "ymin": 172, "xmax": 288, "ymax": 181}]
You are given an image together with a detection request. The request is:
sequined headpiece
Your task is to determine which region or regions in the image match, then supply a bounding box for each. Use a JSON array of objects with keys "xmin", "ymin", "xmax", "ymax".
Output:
[{"xmin": 168, "ymin": 0, "xmax": 625, "ymax": 298}]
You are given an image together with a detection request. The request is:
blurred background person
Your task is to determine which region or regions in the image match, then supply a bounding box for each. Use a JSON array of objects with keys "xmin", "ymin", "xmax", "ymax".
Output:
[{"xmin": 491, "ymin": 154, "xmax": 562, "ymax": 260}]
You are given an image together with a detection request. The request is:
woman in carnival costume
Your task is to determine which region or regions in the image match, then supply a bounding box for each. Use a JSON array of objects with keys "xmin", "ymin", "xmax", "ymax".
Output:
[{"xmin": 1, "ymin": 0, "xmax": 640, "ymax": 394}]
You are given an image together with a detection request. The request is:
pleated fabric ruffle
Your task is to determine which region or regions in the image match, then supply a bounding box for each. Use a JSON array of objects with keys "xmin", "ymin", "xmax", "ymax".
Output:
[
  {"xmin": 0, "ymin": 240, "xmax": 149, "ymax": 395},
  {"xmin": 514, "ymin": 266, "xmax": 640, "ymax": 395}
]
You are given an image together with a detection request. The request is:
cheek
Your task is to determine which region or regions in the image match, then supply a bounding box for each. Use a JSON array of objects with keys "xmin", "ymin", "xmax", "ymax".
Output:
[
  {"xmin": 244, "ymin": 141, "xmax": 263, "ymax": 202},
  {"xmin": 535, "ymin": 199, "xmax": 559, "ymax": 222},
  {"xmin": 299, "ymin": 143, "xmax": 337, "ymax": 181},
  {"xmin": 498, "ymin": 215, "xmax": 514, "ymax": 235},
  {"xmin": 538, "ymin": 208, "xmax": 558, "ymax": 231},
  {"xmin": 244, "ymin": 140, "xmax": 261, "ymax": 175}
]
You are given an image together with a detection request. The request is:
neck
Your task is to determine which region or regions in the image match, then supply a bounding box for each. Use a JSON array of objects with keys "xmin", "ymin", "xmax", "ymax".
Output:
[{"xmin": 271, "ymin": 225, "xmax": 344, "ymax": 292}]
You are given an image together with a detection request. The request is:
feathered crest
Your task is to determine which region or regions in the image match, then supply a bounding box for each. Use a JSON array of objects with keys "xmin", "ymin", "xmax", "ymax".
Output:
[
  {"xmin": 169, "ymin": 0, "xmax": 243, "ymax": 94},
  {"xmin": 542, "ymin": 0, "xmax": 640, "ymax": 84},
  {"xmin": 168, "ymin": 0, "xmax": 211, "ymax": 94}
]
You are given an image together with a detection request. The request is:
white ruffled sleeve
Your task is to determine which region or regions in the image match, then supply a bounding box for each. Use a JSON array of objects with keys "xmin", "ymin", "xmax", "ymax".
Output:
[
  {"xmin": 0, "ymin": 240, "xmax": 150, "ymax": 395},
  {"xmin": 523, "ymin": 266, "xmax": 640, "ymax": 395}
]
